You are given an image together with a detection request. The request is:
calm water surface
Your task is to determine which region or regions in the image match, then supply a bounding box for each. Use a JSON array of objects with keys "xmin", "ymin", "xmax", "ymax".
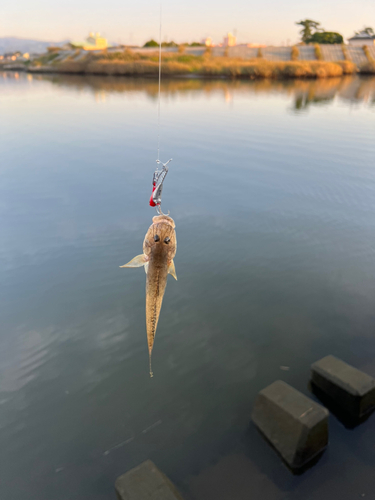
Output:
[{"xmin": 1, "ymin": 72, "xmax": 375, "ymax": 500}]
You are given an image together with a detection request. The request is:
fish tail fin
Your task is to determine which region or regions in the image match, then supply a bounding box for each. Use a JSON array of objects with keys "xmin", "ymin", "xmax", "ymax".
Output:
[{"xmin": 149, "ymin": 348, "xmax": 153, "ymax": 378}]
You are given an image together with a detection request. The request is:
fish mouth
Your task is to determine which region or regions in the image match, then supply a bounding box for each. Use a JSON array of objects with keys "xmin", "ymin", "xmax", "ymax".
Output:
[{"xmin": 152, "ymin": 215, "xmax": 175, "ymax": 228}]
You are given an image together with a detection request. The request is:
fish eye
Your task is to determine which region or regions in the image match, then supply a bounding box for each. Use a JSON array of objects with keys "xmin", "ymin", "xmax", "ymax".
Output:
[
  {"xmin": 154, "ymin": 235, "xmax": 160, "ymax": 242},
  {"xmin": 164, "ymin": 237, "xmax": 170, "ymax": 244}
]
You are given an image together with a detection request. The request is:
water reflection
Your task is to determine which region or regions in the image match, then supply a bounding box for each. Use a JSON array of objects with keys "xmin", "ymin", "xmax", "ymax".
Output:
[
  {"xmin": 292, "ymin": 76, "xmax": 375, "ymax": 110},
  {"xmin": 2, "ymin": 71, "xmax": 374, "ymax": 109},
  {"xmin": 1, "ymin": 69, "xmax": 375, "ymax": 500}
]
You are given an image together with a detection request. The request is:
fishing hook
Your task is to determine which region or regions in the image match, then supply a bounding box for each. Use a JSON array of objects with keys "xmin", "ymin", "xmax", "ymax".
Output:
[{"xmin": 155, "ymin": 205, "xmax": 170, "ymax": 217}]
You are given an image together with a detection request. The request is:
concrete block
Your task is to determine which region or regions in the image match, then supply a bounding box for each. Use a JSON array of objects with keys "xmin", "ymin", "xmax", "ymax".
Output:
[
  {"xmin": 252, "ymin": 380, "xmax": 328, "ymax": 470},
  {"xmin": 311, "ymin": 355, "xmax": 375, "ymax": 418},
  {"xmin": 115, "ymin": 460, "xmax": 184, "ymax": 500}
]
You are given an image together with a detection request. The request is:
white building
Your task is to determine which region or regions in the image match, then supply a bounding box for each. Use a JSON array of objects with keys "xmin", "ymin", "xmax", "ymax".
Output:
[
  {"xmin": 348, "ymin": 31, "xmax": 375, "ymax": 46},
  {"xmin": 202, "ymin": 37, "xmax": 213, "ymax": 47},
  {"xmin": 223, "ymin": 33, "xmax": 236, "ymax": 47}
]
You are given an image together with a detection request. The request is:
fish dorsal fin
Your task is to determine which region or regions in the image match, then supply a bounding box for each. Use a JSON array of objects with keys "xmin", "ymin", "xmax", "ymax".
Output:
[
  {"xmin": 168, "ymin": 260, "xmax": 177, "ymax": 280},
  {"xmin": 120, "ymin": 254, "xmax": 146, "ymax": 268}
]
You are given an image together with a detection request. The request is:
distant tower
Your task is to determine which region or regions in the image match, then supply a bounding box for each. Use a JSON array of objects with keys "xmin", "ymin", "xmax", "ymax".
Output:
[{"xmin": 223, "ymin": 32, "xmax": 236, "ymax": 47}]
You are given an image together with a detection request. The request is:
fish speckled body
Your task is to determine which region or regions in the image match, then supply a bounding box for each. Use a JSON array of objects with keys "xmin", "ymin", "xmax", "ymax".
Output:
[{"xmin": 120, "ymin": 215, "xmax": 177, "ymax": 376}]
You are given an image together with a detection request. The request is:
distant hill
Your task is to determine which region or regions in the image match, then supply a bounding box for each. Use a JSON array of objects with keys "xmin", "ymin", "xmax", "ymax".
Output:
[{"xmin": 0, "ymin": 37, "xmax": 68, "ymax": 55}]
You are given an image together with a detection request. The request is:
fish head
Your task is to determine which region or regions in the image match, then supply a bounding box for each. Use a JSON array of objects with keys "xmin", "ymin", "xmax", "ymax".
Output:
[{"xmin": 143, "ymin": 215, "xmax": 176, "ymax": 260}]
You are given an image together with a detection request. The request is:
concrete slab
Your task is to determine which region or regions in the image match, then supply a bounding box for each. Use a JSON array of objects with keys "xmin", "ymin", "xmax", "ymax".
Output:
[
  {"xmin": 115, "ymin": 460, "xmax": 184, "ymax": 500},
  {"xmin": 311, "ymin": 355, "xmax": 375, "ymax": 418},
  {"xmin": 252, "ymin": 380, "xmax": 328, "ymax": 470}
]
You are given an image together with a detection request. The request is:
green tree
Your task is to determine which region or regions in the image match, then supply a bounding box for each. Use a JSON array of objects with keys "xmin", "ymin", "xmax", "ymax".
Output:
[
  {"xmin": 296, "ymin": 19, "xmax": 321, "ymax": 43},
  {"xmin": 161, "ymin": 41, "xmax": 178, "ymax": 47},
  {"xmin": 355, "ymin": 27, "xmax": 374, "ymax": 36},
  {"xmin": 308, "ymin": 31, "xmax": 343, "ymax": 44},
  {"xmin": 144, "ymin": 39, "xmax": 158, "ymax": 47}
]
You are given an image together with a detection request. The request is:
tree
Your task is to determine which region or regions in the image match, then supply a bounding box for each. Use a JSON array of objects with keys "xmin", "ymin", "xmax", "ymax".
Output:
[
  {"xmin": 296, "ymin": 19, "xmax": 322, "ymax": 43},
  {"xmin": 161, "ymin": 41, "xmax": 178, "ymax": 47},
  {"xmin": 143, "ymin": 39, "xmax": 158, "ymax": 47},
  {"xmin": 355, "ymin": 27, "xmax": 374, "ymax": 36},
  {"xmin": 308, "ymin": 31, "xmax": 343, "ymax": 44}
]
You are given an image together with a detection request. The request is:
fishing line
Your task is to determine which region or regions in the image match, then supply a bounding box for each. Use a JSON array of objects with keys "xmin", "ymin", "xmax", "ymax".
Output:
[
  {"xmin": 150, "ymin": 0, "xmax": 172, "ymax": 217},
  {"xmin": 121, "ymin": 2, "xmax": 176, "ymax": 380},
  {"xmin": 157, "ymin": 0, "xmax": 162, "ymax": 161}
]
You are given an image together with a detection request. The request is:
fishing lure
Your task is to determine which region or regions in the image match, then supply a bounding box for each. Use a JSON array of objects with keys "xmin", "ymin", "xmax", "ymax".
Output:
[{"xmin": 149, "ymin": 159, "xmax": 172, "ymax": 213}]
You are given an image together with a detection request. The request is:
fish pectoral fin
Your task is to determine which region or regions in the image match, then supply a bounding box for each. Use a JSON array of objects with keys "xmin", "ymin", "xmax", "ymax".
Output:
[
  {"xmin": 144, "ymin": 262, "xmax": 149, "ymax": 274},
  {"xmin": 168, "ymin": 260, "xmax": 177, "ymax": 280},
  {"xmin": 120, "ymin": 254, "xmax": 147, "ymax": 268}
]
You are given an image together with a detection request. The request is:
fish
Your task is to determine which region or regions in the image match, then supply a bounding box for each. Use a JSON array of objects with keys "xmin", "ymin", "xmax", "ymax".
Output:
[{"xmin": 120, "ymin": 214, "xmax": 177, "ymax": 376}]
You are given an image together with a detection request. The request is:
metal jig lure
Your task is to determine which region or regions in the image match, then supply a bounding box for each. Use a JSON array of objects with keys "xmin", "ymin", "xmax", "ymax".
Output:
[{"xmin": 149, "ymin": 159, "xmax": 172, "ymax": 215}]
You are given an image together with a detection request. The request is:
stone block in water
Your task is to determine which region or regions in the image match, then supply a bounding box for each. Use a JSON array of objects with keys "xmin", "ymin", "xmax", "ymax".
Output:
[
  {"xmin": 311, "ymin": 355, "xmax": 375, "ymax": 418},
  {"xmin": 115, "ymin": 460, "xmax": 184, "ymax": 500},
  {"xmin": 252, "ymin": 380, "xmax": 329, "ymax": 470}
]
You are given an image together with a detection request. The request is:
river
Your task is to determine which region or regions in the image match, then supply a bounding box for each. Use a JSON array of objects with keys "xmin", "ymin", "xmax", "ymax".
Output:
[{"xmin": 1, "ymin": 71, "xmax": 375, "ymax": 500}]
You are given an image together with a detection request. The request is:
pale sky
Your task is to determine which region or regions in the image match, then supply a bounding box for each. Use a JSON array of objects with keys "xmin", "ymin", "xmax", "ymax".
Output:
[{"xmin": 2, "ymin": 0, "xmax": 375, "ymax": 46}]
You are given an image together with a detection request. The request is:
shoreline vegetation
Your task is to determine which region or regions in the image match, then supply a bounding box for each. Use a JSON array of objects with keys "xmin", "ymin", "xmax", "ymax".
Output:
[{"xmin": 3, "ymin": 49, "xmax": 375, "ymax": 79}]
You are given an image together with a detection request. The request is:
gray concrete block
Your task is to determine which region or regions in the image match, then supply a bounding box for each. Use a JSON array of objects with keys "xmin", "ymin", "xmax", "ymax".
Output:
[
  {"xmin": 252, "ymin": 380, "xmax": 328, "ymax": 470},
  {"xmin": 311, "ymin": 355, "xmax": 375, "ymax": 418},
  {"xmin": 115, "ymin": 460, "xmax": 184, "ymax": 500}
]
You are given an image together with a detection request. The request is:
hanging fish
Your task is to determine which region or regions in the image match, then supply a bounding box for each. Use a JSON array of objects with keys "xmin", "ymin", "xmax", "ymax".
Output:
[{"xmin": 120, "ymin": 214, "xmax": 177, "ymax": 376}]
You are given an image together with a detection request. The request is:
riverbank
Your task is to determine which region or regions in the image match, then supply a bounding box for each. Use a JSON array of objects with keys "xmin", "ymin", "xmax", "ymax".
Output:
[
  {"xmin": 27, "ymin": 59, "xmax": 358, "ymax": 79},
  {"xmin": 15, "ymin": 50, "xmax": 372, "ymax": 79},
  {"xmin": 3, "ymin": 49, "xmax": 375, "ymax": 79}
]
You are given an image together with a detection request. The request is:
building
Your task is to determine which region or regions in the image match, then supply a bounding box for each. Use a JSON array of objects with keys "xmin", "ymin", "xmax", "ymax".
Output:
[
  {"xmin": 72, "ymin": 33, "xmax": 109, "ymax": 51},
  {"xmin": 1, "ymin": 51, "xmax": 28, "ymax": 61},
  {"xmin": 348, "ymin": 31, "xmax": 375, "ymax": 46},
  {"xmin": 202, "ymin": 37, "xmax": 213, "ymax": 47},
  {"xmin": 223, "ymin": 32, "xmax": 236, "ymax": 47}
]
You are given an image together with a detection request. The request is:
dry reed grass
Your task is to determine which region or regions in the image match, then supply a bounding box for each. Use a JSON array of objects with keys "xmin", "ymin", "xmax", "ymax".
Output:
[
  {"xmin": 335, "ymin": 61, "xmax": 357, "ymax": 74},
  {"xmin": 314, "ymin": 44, "xmax": 323, "ymax": 61},
  {"xmin": 291, "ymin": 46, "xmax": 299, "ymax": 61},
  {"xmin": 363, "ymin": 45, "xmax": 374, "ymax": 63},
  {"xmin": 204, "ymin": 47, "xmax": 212, "ymax": 57},
  {"xmin": 30, "ymin": 50, "xmax": 358, "ymax": 79},
  {"xmin": 199, "ymin": 59, "xmax": 356, "ymax": 79},
  {"xmin": 57, "ymin": 59, "xmax": 192, "ymax": 75},
  {"xmin": 341, "ymin": 44, "xmax": 349, "ymax": 61},
  {"xmin": 359, "ymin": 61, "xmax": 375, "ymax": 74}
]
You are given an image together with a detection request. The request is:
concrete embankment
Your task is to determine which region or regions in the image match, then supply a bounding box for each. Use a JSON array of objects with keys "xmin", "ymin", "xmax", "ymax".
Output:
[
  {"xmin": 115, "ymin": 460, "xmax": 184, "ymax": 500},
  {"xmin": 252, "ymin": 380, "xmax": 329, "ymax": 471}
]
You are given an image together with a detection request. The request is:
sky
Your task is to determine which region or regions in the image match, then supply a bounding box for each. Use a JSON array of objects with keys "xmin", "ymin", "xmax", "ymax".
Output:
[{"xmin": 2, "ymin": 0, "xmax": 375, "ymax": 46}]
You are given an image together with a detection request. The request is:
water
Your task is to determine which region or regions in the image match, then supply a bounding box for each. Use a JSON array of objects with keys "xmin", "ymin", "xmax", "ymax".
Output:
[{"xmin": 1, "ymin": 71, "xmax": 375, "ymax": 500}]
